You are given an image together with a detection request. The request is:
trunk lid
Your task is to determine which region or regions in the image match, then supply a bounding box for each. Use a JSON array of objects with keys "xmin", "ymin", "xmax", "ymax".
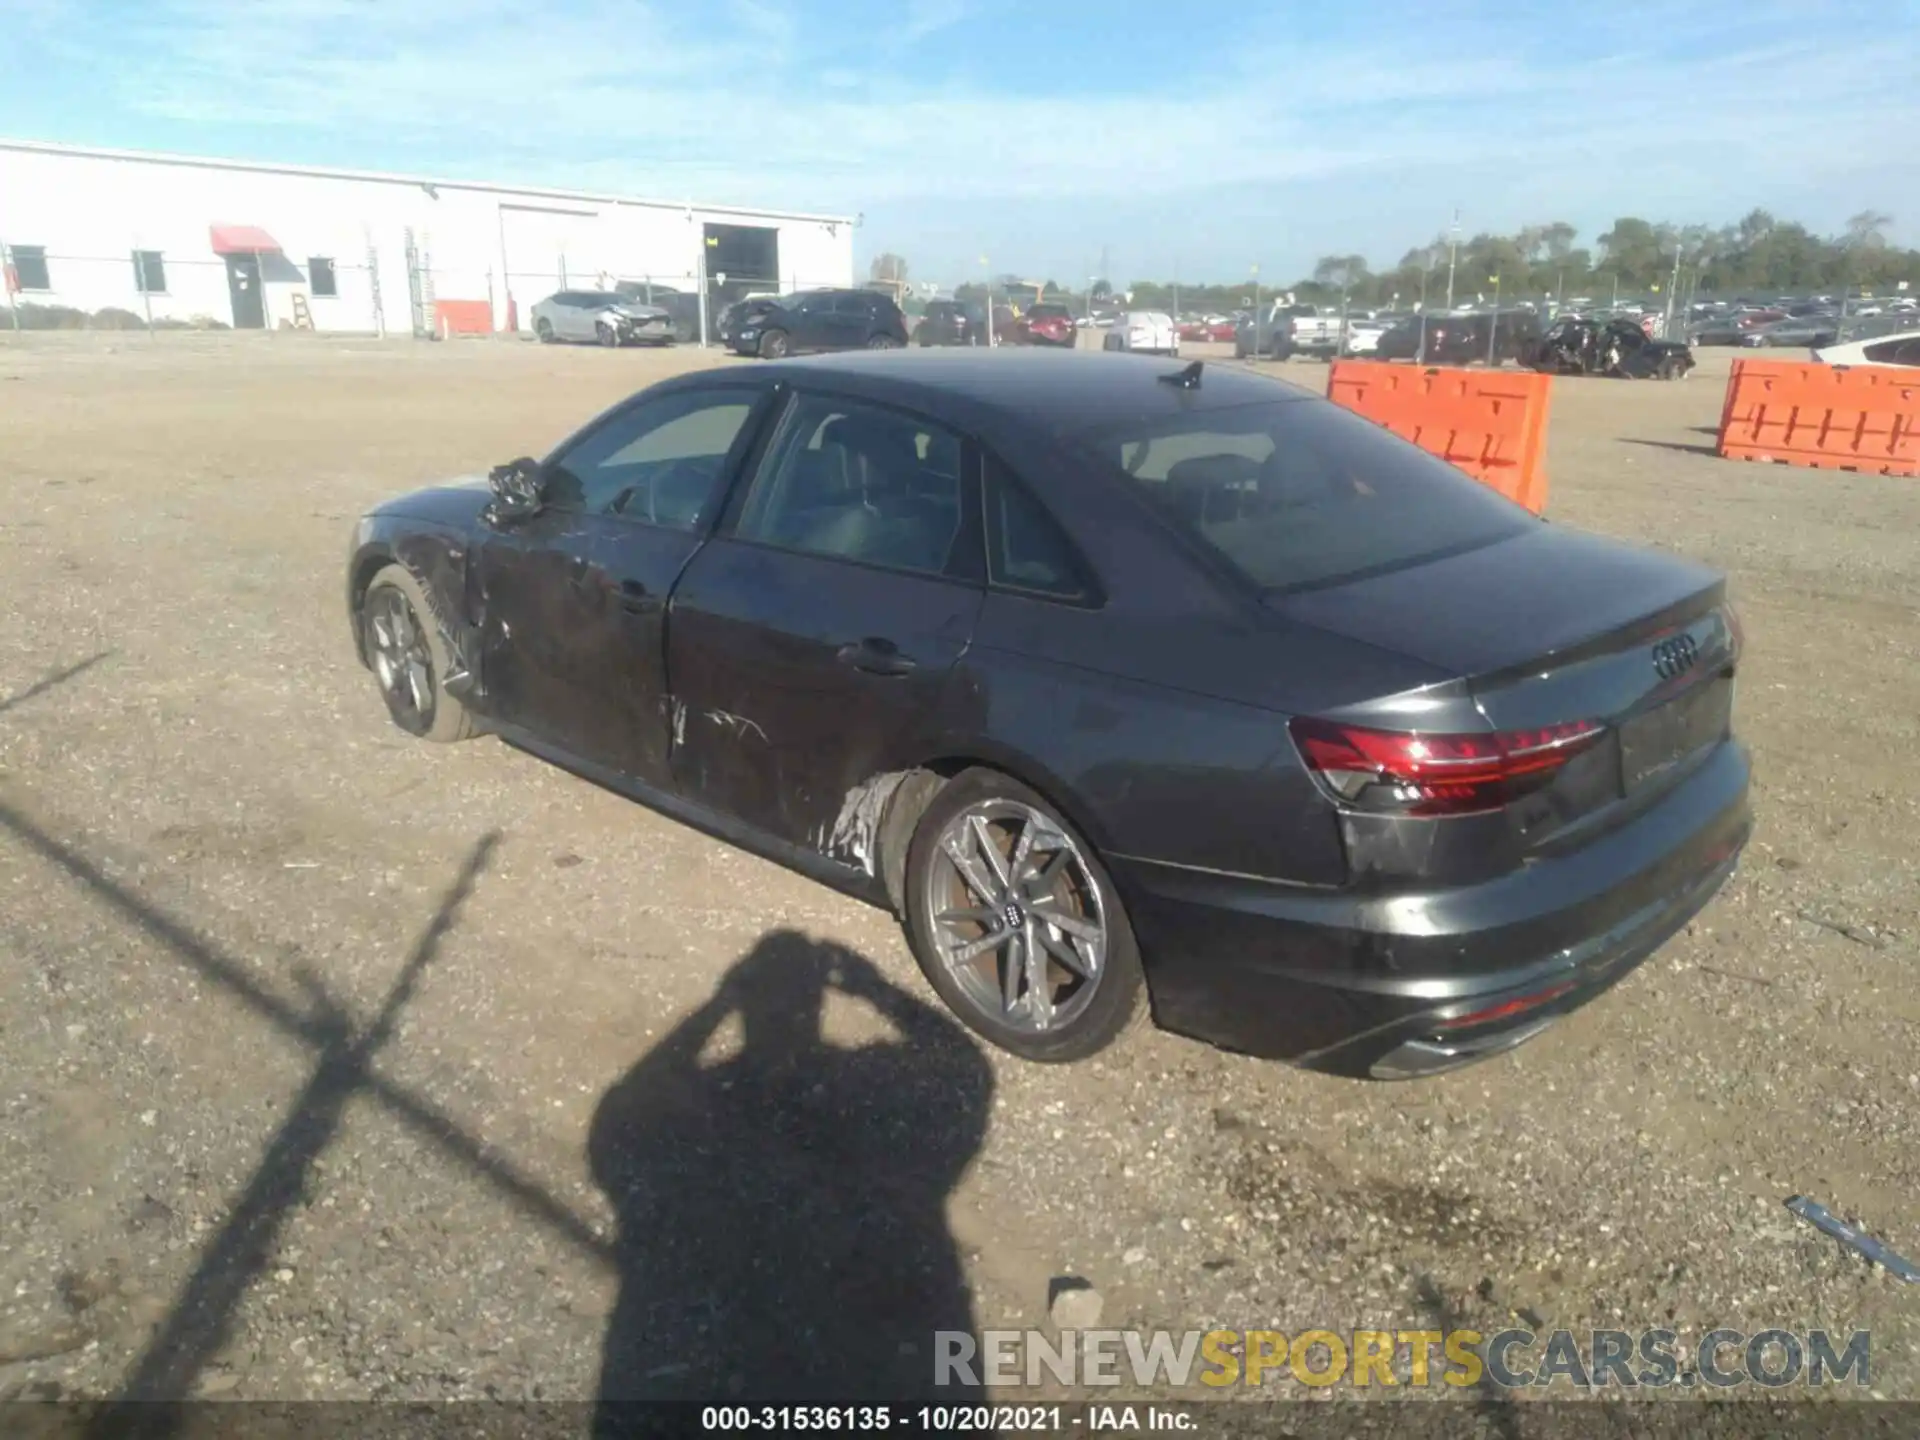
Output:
[{"xmin": 1274, "ymin": 524, "xmax": 1738, "ymax": 860}]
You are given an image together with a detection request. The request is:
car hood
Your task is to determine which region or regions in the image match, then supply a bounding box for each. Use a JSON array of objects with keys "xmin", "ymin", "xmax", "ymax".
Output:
[{"xmin": 367, "ymin": 478, "xmax": 492, "ymax": 526}]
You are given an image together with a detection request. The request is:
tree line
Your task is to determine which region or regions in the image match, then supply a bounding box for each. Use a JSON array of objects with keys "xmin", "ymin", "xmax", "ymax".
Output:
[{"xmin": 871, "ymin": 208, "xmax": 1918, "ymax": 313}]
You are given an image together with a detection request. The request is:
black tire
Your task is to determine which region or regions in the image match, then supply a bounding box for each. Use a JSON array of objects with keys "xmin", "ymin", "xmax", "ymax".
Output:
[
  {"xmin": 361, "ymin": 564, "xmax": 475, "ymax": 743},
  {"xmin": 902, "ymin": 767, "xmax": 1146, "ymax": 1063},
  {"xmin": 867, "ymin": 332, "xmax": 901, "ymax": 349},
  {"xmin": 597, "ymin": 321, "xmax": 620, "ymax": 348},
  {"xmin": 535, "ymin": 318, "xmax": 554, "ymax": 343},
  {"xmin": 758, "ymin": 328, "xmax": 790, "ymax": 359}
]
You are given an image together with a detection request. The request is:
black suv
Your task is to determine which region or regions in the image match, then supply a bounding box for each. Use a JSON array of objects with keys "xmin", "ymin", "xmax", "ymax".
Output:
[
  {"xmin": 1376, "ymin": 311, "xmax": 1540, "ymax": 366},
  {"xmin": 730, "ymin": 289, "xmax": 910, "ymax": 358}
]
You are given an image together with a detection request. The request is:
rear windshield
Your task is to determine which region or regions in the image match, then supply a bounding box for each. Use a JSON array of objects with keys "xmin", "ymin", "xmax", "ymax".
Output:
[{"xmin": 1074, "ymin": 400, "xmax": 1534, "ymax": 593}]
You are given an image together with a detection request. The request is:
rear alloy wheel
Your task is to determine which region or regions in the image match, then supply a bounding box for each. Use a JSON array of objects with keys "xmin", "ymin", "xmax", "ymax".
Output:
[
  {"xmin": 597, "ymin": 321, "xmax": 621, "ymax": 348},
  {"xmin": 535, "ymin": 318, "xmax": 555, "ymax": 343},
  {"xmin": 904, "ymin": 769, "xmax": 1145, "ymax": 1062},
  {"xmin": 867, "ymin": 332, "xmax": 900, "ymax": 349},
  {"xmin": 362, "ymin": 564, "xmax": 474, "ymax": 743},
  {"xmin": 758, "ymin": 329, "xmax": 790, "ymax": 359}
]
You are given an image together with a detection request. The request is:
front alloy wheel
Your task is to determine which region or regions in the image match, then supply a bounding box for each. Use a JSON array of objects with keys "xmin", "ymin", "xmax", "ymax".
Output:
[
  {"xmin": 361, "ymin": 565, "xmax": 475, "ymax": 743},
  {"xmin": 367, "ymin": 585, "xmax": 437, "ymax": 736},
  {"xmin": 905, "ymin": 770, "xmax": 1144, "ymax": 1061}
]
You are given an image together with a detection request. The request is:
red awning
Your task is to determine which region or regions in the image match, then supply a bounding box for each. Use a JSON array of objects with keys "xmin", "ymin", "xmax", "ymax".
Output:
[{"xmin": 208, "ymin": 225, "xmax": 282, "ymax": 255}]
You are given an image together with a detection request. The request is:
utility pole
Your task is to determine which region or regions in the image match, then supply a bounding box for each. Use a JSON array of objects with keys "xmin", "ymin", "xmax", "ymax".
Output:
[
  {"xmin": 1444, "ymin": 208, "xmax": 1460, "ymax": 312},
  {"xmin": 1663, "ymin": 247, "xmax": 1681, "ymax": 339},
  {"xmin": 1417, "ymin": 263, "xmax": 1429, "ymax": 363},
  {"xmin": 1487, "ymin": 274, "xmax": 1502, "ymax": 365},
  {"xmin": 1251, "ymin": 263, "xmax": 1262, "ymax": 357}
]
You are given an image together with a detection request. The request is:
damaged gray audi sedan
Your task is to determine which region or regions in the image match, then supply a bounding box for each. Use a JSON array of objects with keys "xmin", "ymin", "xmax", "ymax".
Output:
[{"xmin": 346, "ymin": 349, "xmax": 1750, "ymax": 1075}]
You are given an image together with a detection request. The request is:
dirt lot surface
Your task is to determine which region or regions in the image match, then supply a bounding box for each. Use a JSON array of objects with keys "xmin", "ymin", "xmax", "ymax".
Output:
[{"xmin": 1, "ymin": 331, "xmax": 1917, "ymax": 1413}]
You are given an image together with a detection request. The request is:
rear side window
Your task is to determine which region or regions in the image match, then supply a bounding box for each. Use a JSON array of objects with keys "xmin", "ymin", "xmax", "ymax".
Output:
[
  {"xmin": 1077, "ymin": 400, "xmax": 1534, "ymax": 593},
  {"xmin": 984, "ymin": 457, "xmax": 1094, "ymax": 601}
]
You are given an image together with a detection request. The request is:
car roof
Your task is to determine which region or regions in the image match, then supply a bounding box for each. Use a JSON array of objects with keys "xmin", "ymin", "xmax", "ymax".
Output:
[{"xmin": 733, "ymin": 349, "xmax": 1316, "ymax": 436}]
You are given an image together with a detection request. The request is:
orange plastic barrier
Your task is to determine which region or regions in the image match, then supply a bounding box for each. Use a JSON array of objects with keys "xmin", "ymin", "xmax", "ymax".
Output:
[
  {"xmin": 433, "ymin": 299, "xmax": 495, "ymax": 336},
  {"xmin": 1716, "ymin": 358, "xmax": 1920, "ymax": 477},
  {"xmin": 1325, "ymin": 361, "xmax": 1552, "ymax": 513}
]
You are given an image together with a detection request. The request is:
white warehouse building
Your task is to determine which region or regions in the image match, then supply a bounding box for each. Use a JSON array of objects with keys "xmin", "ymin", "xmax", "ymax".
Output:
[{"xmin": 0, "ymin": 138, "xmax": 856, "ymax": 338}]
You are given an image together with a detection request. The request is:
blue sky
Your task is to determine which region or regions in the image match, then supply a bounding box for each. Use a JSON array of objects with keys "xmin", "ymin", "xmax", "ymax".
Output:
[{"xmin": 6, "ymin": 0, "xmax": 1920, "ymax": 286}]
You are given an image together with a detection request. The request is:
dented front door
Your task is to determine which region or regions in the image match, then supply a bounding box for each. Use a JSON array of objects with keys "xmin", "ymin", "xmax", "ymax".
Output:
[
  {"xmin": 474, "ymin": 384, "xmax": 768, "ymax": 783},
  {"xmin": 474, "ymin": 510, "xmax": 696, "ymax": 782}
]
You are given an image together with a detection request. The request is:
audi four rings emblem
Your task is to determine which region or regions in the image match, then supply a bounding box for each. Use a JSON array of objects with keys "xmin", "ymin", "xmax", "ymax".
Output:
[{"xmin": 1652, "ymin": 633, "xmax": 1700, "ymax": 679}]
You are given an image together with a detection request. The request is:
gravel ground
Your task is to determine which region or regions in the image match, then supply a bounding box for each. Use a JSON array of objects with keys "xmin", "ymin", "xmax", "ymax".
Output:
[{"xmin": 0, "ymin": 331, "xmax": 1916, "ymax": 1413}]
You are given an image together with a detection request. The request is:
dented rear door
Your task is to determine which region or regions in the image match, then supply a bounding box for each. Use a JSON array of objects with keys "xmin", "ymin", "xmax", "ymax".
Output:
[{"xmin": 664, "ymin": 389, "xmax": 986, "ymax": 862}]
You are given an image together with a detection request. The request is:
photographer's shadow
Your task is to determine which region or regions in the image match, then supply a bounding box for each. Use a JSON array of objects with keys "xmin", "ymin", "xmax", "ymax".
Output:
[{"xmin": 591, "ymin": 930, "xmax": 992, "ymax": 1413}]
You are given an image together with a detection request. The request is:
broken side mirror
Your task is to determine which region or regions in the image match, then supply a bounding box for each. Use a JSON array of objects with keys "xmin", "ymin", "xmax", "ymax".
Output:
[{"xmin": 486, "ymin": 456, "xmax": 547, "ymax": 521}]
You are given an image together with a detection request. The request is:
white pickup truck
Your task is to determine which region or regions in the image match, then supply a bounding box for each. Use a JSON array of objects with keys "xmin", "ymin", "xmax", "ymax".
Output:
[{"xmin": 1278, "ymin": 303, "xmax": 1349, "ymax": 356}]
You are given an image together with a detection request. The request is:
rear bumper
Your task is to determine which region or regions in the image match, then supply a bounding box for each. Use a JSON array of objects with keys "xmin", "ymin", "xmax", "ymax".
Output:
[{"xmin": 1115, "ymin": 740, "xmax": 1751, "ymax": 1078}]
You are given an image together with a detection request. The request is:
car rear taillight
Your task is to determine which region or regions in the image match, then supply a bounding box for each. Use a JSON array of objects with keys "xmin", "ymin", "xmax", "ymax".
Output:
[{"xmin": 1288, "ymin": 717, "xmax": 1606, "ymax": 817}]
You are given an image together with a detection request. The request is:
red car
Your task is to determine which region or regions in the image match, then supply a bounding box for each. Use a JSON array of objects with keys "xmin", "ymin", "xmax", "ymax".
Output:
[{"xmin": 1021, "ymin": 302, "xmax": 1079, "ymax": 347}]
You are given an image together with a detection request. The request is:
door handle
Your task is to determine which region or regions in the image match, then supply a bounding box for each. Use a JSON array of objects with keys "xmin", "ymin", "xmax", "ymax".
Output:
[
  {"xmin": 618, "ymin": 578, "xmax": 657, "ymax": 614},
  {"xmin": 836, "ymin": 637, "xmax": 918, "ymax": 677}
]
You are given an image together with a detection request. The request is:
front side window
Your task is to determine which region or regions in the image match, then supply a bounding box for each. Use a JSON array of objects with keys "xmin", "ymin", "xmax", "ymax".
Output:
[
  {"xmin": 1076, "ymin": 399, "xmax": 1534, "ymax": 593},
  {"xmin": 544, "ymin": 390, "xmax": 758, "ymax": 526},
  {"xmin": 734, "ymin": 395, "xmax": 966, "ymax": 578}
]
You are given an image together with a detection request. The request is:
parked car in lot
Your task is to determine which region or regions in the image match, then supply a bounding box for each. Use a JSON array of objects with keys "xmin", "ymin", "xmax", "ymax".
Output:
[
  {"xmin": 1376, "ymin": 311, "xmax": 1539, "ymax": 366},
  {"xmin": 1020, "ymin": 302, "xmax": 1079, "ymax": 348},
  {"xmin": 728, "ymin": 289, "xmax": 910, "ymax": 358},
  {"xmin": 348, "ymin": 350, "xmax": 1750, "ymax": 1075},
  {"xmin": 611, "ymin": 280, "xmax": 705, "ymax": 343},
  {"xmin": 1740, "ymin": 314, "xmax": 1839, "ymax": 348},
  {"xmin": 915, "ymin": 299, "xmax": 988, "ymax": 347},
  {"xmin": 1528, "ymin": 317, "xmax": 1695, "ymax": 379},
  {"xmin": 1102, "ymin": 311, "xmax": 1180, "ymax": 356},
  {"xmin": 1233, "ymin": 312, "xmax": 1296, "ymax": 359},
  {"xmin": 531, "ymin": 290, "xmax": 675, "ymax": 347},
  {"xmin": 717, "ymin": 295, "xmax": 784, "ymax": 347},
  {"xmin": 1689, "ymin": 309, "xmax": 1785, "ymax": 346},
  {"xmin": 1339, "ymin": 319, "xmax": 1389, "ymax": 356}
]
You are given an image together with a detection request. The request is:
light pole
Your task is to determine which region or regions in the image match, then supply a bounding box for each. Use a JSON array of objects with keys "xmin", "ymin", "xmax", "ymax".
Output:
[
  {"xmin": 1486, "ymin": 274, "xmax": 1502, "ymax": 365},
  {"xmin": 1417, "ymin": 263, "xmax": 1430, "ymax": 364},
  {"xmin": 979, "ymin": 255, "xmax": 994, "ymax": 348},
  {"xmin": 1445, "ymin": 208, "xmax": 1460, "ymax": 312},
  {"xmin": 1662, "ymin": 248, "xmax": 1682, "ymax": 339},
  {"xmin": 1251, "ymin": 263, "xmax": 1262, "ymax": 358}
]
